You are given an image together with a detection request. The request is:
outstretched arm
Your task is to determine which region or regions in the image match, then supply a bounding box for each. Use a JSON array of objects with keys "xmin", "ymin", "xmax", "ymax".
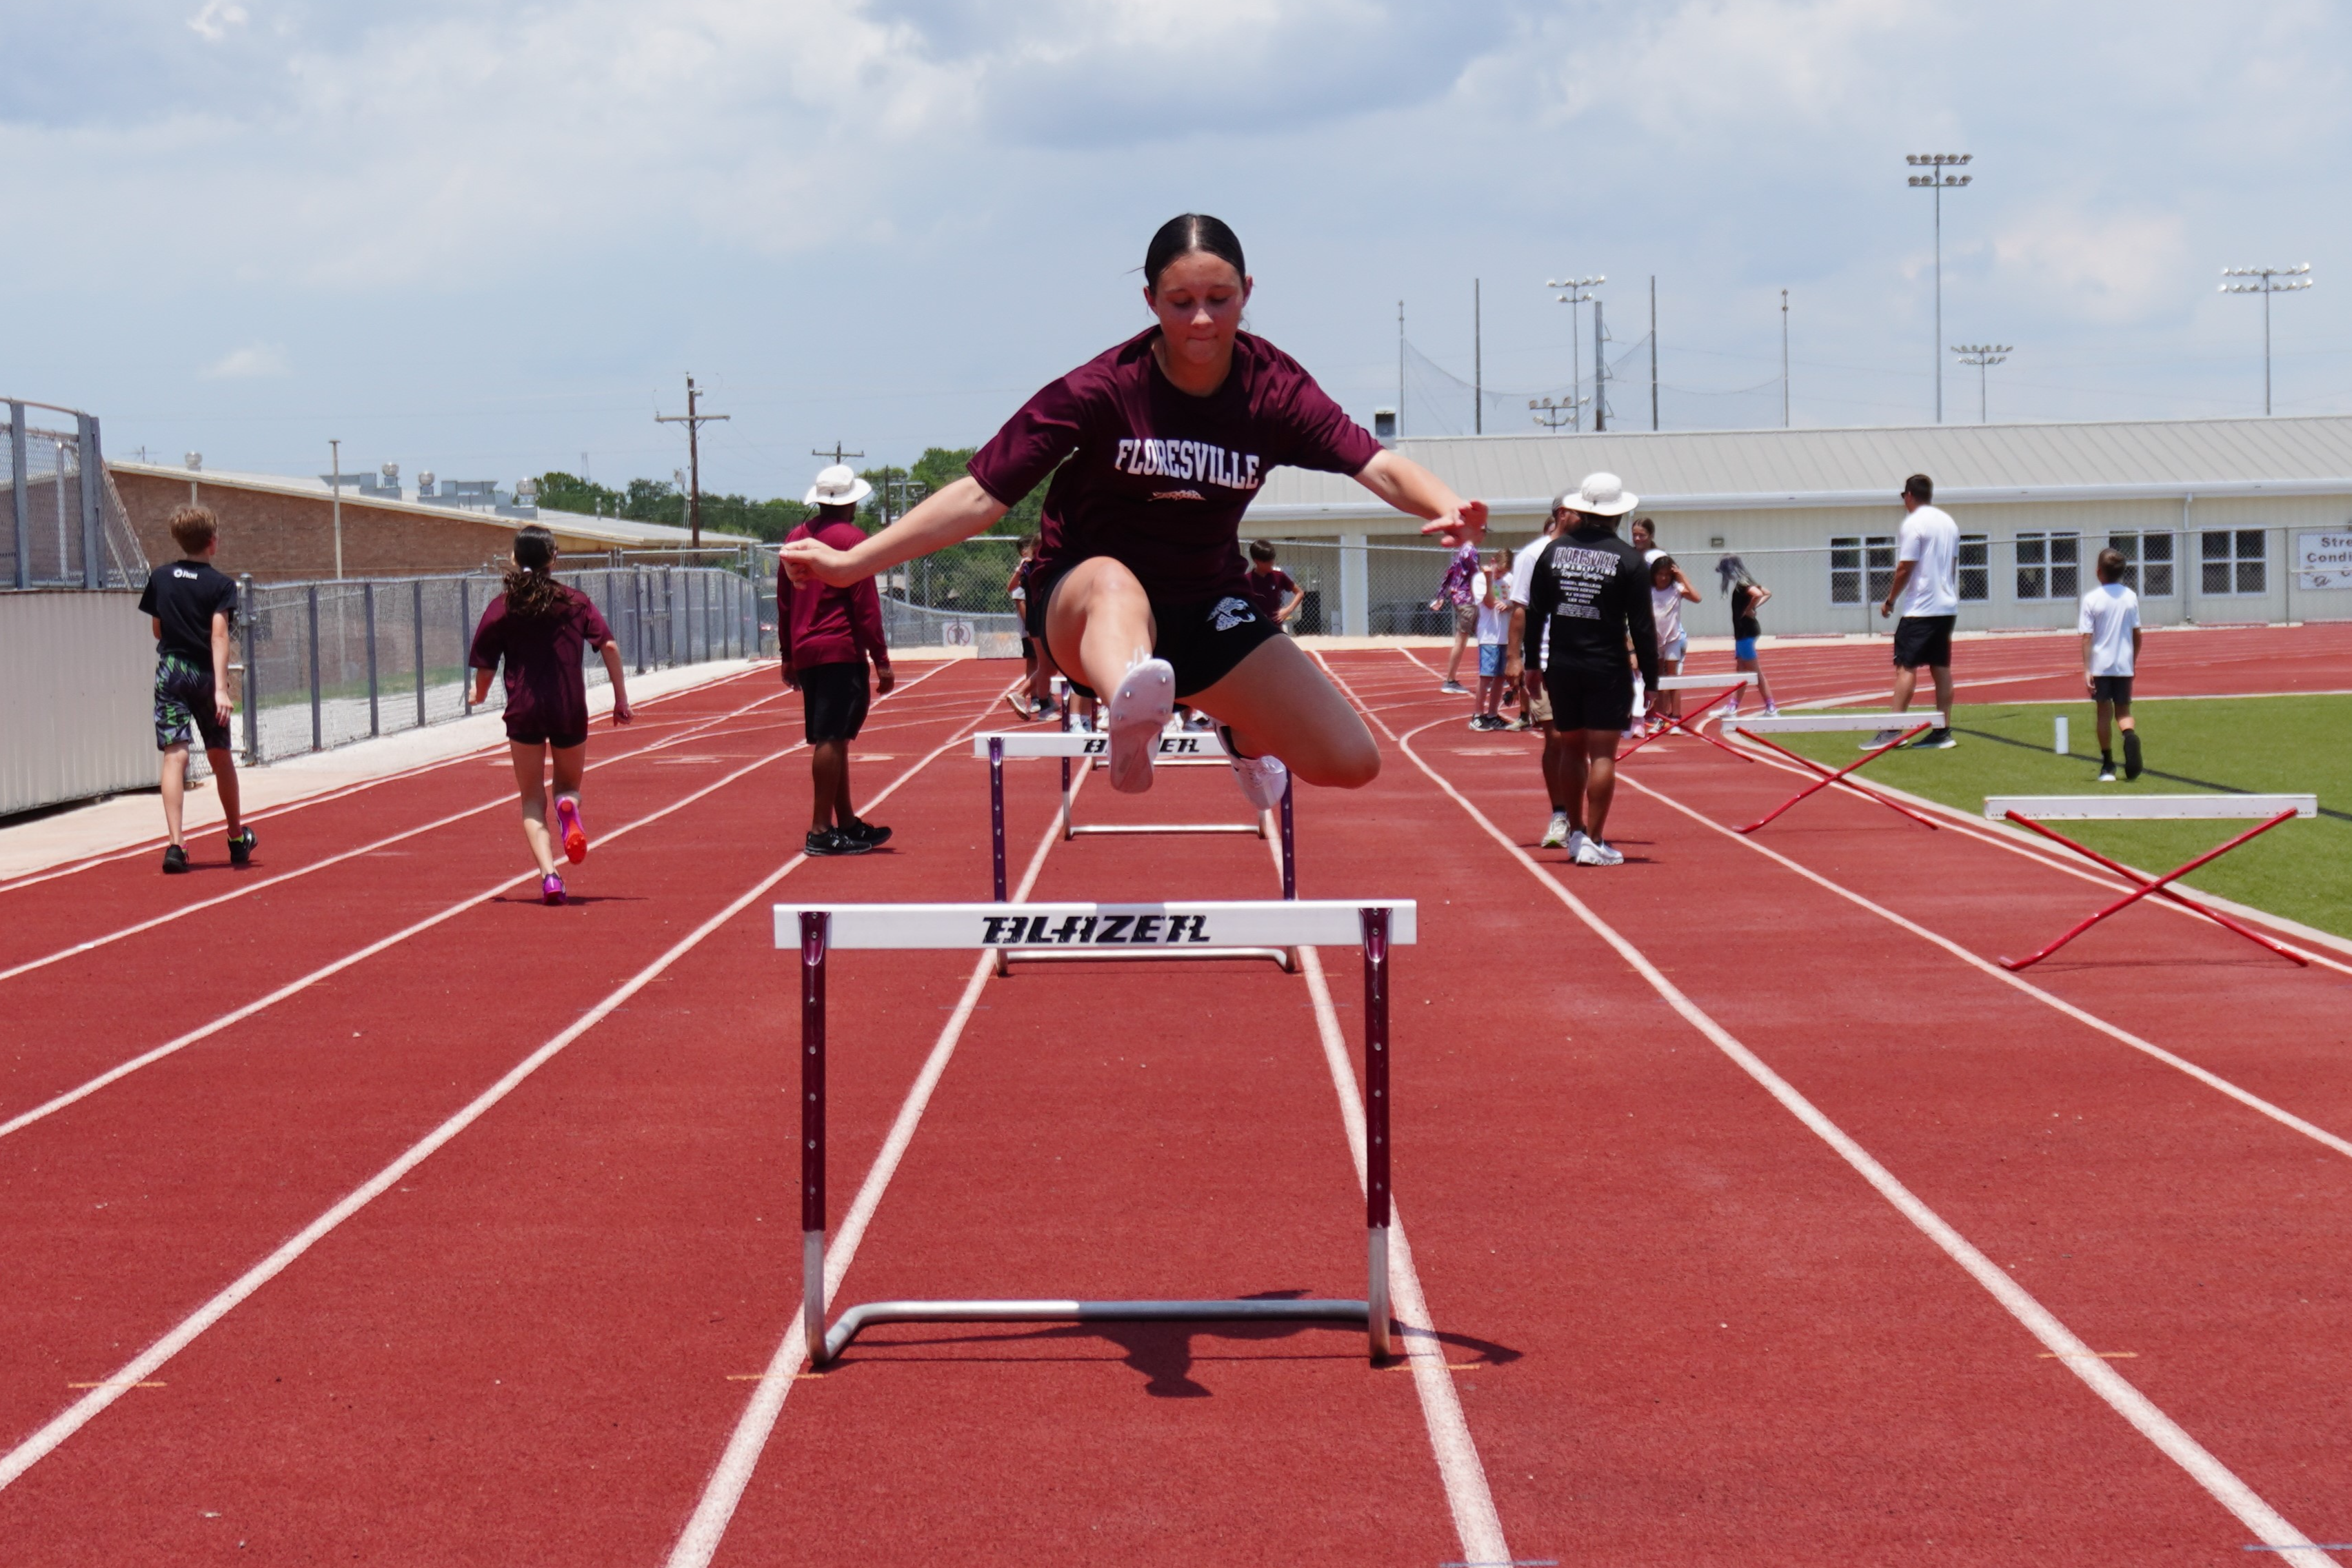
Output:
[
  {"xmin": 780, "ymin": 477, "xmax": 1008, "ymax": 588},
  {"xmin": 1354, "ymin": 450, "xmax": 1487, "ymax": 547}
]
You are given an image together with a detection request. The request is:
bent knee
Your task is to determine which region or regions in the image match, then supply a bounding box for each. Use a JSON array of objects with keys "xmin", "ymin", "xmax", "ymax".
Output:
[{"xmin": 1298, "ymin": 738, "xmax": 1381, "ymax": 790}]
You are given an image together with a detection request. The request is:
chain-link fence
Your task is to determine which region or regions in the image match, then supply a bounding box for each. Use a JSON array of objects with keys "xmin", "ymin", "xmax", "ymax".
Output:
[
  {"xmin": 2, "ymin": 399, "xmax": 150, "ymax": 590},
  {"xmin": 234, "ymin": 564, "xmax": 760, "ymax": 764}
]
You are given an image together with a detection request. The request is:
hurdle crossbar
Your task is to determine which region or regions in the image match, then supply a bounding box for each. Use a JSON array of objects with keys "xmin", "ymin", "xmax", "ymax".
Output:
[
  {"xmin": 1725, "ymin": 712, "xmax": 1943, "ymax": 833},
  {"xmin": 1984, "ymin": 794, "xmax": 2317, "ymax": 969},
  {"xmin": 1616, "ymin": 673, "xmax": 1756, "ymax": 763},
  {"xmin": 978, "ymin": 732, "xmax": 1296, "ymax": 923},
  {"xmin": 778, "ymin": 901, "xmax": 1414, "ymax": 1364}
]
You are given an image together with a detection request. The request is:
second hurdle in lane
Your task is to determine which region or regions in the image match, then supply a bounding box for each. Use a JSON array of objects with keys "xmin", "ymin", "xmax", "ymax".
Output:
[{"xmin": 775, "ymin": 899, "xmax": 1415, "ymax": 1366}]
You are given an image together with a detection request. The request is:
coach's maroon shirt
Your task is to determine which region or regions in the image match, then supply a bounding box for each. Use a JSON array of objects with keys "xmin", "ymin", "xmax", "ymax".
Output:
[
  {"xmin": 468, "ymin": 586, "xmax": 613, "ymax": 741},
  {"xmin": 778, "ymin": 518, "xmax": 889, "ymax": 668},
  {"xmin": 967, "ymin": 329, "xmax": 1382, "ymax": 603}
]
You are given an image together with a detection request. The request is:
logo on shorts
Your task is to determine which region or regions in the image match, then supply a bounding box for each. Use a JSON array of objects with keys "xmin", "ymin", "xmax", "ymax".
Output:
[{"xmin": 1209, "ymin": 596, "xmax": 1257, "ymax": 632}]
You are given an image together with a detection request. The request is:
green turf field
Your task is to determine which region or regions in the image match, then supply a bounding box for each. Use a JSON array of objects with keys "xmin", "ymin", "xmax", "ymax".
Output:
[{"xmin": 1774, "ymin": 694, "xmax": 2352, "ymax": 940}]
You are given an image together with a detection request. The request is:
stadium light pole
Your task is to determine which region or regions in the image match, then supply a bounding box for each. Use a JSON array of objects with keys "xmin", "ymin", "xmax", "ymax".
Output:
[
  {"xmin": 1906, "ymin": 152, "xmax": 1973, "ymax": 423},
  {"xmin": 2220, "ymin": 263, "xmax": 2313, "ymax": 415},
  {"xmin": 1951, "ymin": 343, "xmax": 2011, "ymax": 423},
  {"xmin": 1781, "ymin": 289, "xmax": 1790, "ymax": 428},
  {"xmin": 1545, "ymin": 274, "xmax": 1603, "ymax": 432}
]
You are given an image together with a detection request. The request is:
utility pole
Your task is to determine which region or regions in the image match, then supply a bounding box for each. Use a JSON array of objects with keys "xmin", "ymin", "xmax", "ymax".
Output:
[
  {"xmin": 655, "ymin": 373, "xmax": 730, "ymax": 547},
  {"xmin": 1396, "ymin": 301, "xmax": 1406, "ymax": 438},
  {"xmin": 1649, "ymin": 276, "xmax": 1659, "ymax": 432},
  {"xmin": 1906, "ymin": 152, "xmax": 1973, "ymax": 422},
  {"xmin": 1951, "ymin": 343, "xmax": 2012, "ymax": 422},
  {"xmin": 1474, "ymin": 279, "xmax": 1482, "ymax": 434},
  {"xmin": 1546, "ymin": 274, "xmax": 1603, "ymax": 431},
  {"xmin": 1781, "ymin": 290, "xmax": 1790, "ymax": 428},
  {"xmin": 1593, "ymin": 296, "xmax": 1611, "ymax": 432},
  {"xmin": 2220, "ymin": 264, "xmax": 2314, "ymax": 415},
  {"xmin": 328, "ymin": 438, "xmax": 343, "ymax": 579}
]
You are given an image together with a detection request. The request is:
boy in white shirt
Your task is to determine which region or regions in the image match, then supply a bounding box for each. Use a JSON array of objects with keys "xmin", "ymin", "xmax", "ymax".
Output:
[
  {"xmin": 2080, "ymin": 547, "xmax": 2143, "ymax": 782},
  {"xmin": 1471, "ymin": 551, "xmax": 1513, "ymax": 730}
]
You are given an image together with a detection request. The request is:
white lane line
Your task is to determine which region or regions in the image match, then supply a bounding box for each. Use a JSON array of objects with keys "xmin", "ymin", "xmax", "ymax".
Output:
[
  {"xmin": 1328, "ymin": 654, "xmax": 2335, "ymax": 1567},
  {"xmin": 664, "ymin": 758, "xmax": 1083, "ymax": 1568},
  {"xmin": 0, "ymin": 668, "xmax": 767, "ymax": 896},
  {"xmin": 1619, "ymin": 774, "xmax": 2352, "ymax": 1162},
  {"xmin": 0, "ymin": 692, "xmax": 1007, "ymax": 1494},
  {"xmin": 1296, "ymin": 945, "xmax": 1509, "ymax": 1568},
  {"xmin": 0, "ymin": 688, "xmax": 795, "ymax": 986},
  {"xmin": 0, "ymin": 667, "xmax": 961, "ymax": 1140}
]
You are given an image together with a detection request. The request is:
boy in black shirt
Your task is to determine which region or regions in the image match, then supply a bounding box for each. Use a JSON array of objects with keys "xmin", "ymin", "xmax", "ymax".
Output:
[
  {"xmin": 136, "ymin": 505, "xmax": 254, "ymax": 873},
  {"xmin": 1522, "ymin": 474, "xmax": 1658, "ymax": 866}
]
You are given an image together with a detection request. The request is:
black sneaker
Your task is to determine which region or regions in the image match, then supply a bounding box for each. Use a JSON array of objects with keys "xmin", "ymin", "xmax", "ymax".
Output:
[
  {"xmin": 839, "ymin": 818, "xmax": 893, "ymax": 848},
  {"xmin": 804, "ymin": 827, "xmax": 873, "ymax": 857},
  {"xmin": 227, "ymin": 829, "xmax": 257, "ymax": 867},
  {"xmin": 162, "ymin": 843, "xmax": 189, "ymax": 874},
  {"xmin": 1913, "ymin": 727, "xmax": 1957, "ymax": 750},
  {"xmin": 2122, "ymin": 730, "xmax": 2142, "ymax": 781}
]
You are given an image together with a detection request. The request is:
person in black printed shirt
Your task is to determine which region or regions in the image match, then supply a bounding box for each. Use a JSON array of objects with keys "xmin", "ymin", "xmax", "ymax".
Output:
[
  {"xmin": 135, "ymin": 505, "xmax": 254, "ymax": 874},
  {"xmin": 1522, "ymin": 473, "xmax": 1659, "ymax": 867},
  {"xmin": 781, "ymin": 214, "xmax": 1487, "ymax": 810}
]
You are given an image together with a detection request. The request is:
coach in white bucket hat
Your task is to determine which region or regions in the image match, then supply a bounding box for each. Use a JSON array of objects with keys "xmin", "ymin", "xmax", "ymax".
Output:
[
  {"xmin": 1560, "ymin": 470, "xmax": 1638, "ymax": 518},
  {"xmin": 805, "ymin": 464, "xmax": 874, "ymax": 509}
]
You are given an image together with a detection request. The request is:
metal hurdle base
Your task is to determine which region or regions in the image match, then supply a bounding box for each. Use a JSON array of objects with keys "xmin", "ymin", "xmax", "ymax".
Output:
[{"xmin": 811, "ymin": 1292, "xmax": 1374, "ymax": 1365}]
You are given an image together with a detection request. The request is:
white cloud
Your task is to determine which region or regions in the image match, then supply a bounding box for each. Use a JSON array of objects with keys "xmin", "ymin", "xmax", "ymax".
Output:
[
  {"xmin": 1991, "ymin": 208, "xmax": 2189, "ymax": 324},
  {"xmin": 202, "ymin": 342, "xmax": 291, "ymax": 379},
  {"xmin": 187, "ymin": 0, "xmax": 248, "ymax": 44}
]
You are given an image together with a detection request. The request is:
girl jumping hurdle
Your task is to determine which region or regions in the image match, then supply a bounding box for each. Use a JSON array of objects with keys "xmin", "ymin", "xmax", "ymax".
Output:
[
  {"xmin": 469, "ymin": 525, "xmax": 633, "ymax": 905},
  {"xmin": 781, "ymin": 214, "xmax": 1486, "ymax": 806}
]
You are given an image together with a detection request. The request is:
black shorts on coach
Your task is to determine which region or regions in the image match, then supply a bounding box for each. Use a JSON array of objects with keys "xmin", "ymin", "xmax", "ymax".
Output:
[
  {"xmin": 2091, "ymin": 674, "xmax": 2133, "ymax": 705},
  {"xmin": 1542, "ymin": 665, "xmax": 1635, "ymax": 734},
  {"xmin": 1027, "ymin": 563, "xmax": 1279, "ymax": 701},
  {"xmin": 1892, "ymin": 614, "xmax": 1956, "ymax": 670},
  {"xmin": 798, "ymin": 661, "xmax": 871, "ymax": 743}
]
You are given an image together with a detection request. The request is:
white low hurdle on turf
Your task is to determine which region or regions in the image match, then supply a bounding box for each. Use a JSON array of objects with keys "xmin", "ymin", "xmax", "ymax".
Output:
[
  {"xmin": 974, "ymin": 730, "xmax": 1295, "ymax": 912},
  {"xmin": 1983, "ymin": 794, "xmax": 2318, "ymax": 969},
  {"xmin": 773, "ymin": 899, "xmax": 1416, "ymax": 1364},
  {"xmin": 1722, "ymin": 710, "xmax": 1946, "ymax": 832}
]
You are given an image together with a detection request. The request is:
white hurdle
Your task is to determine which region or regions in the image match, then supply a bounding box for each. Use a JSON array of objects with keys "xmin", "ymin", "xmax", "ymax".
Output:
[
  {"xmin": 775, "ymin": 899, "xmax": 1416, "ymax": 1365},
  {"xmin": 1982, "ymin": 794, "xmax": 2317, "ymax": 969},
  {"xmin": 1722, "ymin": 710, "xmax": 1946, "ymax": 832}
]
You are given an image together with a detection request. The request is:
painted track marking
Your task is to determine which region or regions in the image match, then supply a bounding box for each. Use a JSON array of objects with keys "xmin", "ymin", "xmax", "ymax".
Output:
[
  {"xmin": 1319, "ymin": 652, "xmax": 2335, "ymax": 1567},
  {"xmin": 0, "ymin": 667, "xmax": 956, "ymax": 1140},
  {"xmin": 0, "ymin": 687, "xmax": 1007, "ymax": 1494}
]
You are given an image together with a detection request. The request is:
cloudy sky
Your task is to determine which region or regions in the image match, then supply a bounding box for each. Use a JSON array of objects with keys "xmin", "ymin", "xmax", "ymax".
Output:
[{"xmin": 6, "ymin": 0, "xmax": 2349, "ymax": 498}]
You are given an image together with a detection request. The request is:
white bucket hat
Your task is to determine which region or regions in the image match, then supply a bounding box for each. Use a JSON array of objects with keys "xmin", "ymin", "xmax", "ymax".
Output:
[
  {"xmin": 1555, "ymin": 471, "xmax": 1638, "ymax": 517},
  {"xmin": 805, "ymin": 464, "xmax": 874, "ymax": 508}
]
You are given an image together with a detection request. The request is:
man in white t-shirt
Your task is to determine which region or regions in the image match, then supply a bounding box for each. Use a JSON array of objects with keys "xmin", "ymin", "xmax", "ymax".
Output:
[
  {"xmin": 1505, "ymin": 496, "xmax": 1572, "ymax": 840},
  {"xmin": 1871, "ymin": 472, "xmax": 1960, "ymax": 749},
  {"xmin": 2080, "ymin": 547, "xmax": 2143, "ymax": 782}
]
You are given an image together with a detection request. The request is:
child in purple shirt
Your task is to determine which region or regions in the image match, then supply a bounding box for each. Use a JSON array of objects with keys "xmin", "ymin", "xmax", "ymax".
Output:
[
  {"xmin": 779, "ymin": 214, "xmax": 1487, "ymax": 808},
  {"xmin": 469, "ymin": 525, "xmax": 632, "ymax": 905}
]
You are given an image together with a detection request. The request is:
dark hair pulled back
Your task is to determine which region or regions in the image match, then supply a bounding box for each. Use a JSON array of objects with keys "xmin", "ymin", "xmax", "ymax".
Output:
[
  {"xmin": 1144, "ymin": 213, "xmax": 1246, "ymax": 294},
  {"xmin": 504, "ymin": 523, "xmax": 569, "ymax": 619}
]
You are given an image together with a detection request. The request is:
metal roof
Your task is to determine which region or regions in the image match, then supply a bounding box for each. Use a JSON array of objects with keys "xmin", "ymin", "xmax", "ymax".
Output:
[{"xmin": 1249, "ymin": 413, "xmax": 2352, "ymax": 521}]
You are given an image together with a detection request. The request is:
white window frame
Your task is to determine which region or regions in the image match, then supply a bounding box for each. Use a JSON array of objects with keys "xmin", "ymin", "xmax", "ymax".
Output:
[
  {"xmin": 1830, "ymin": 535, "xmax": 1896, "ymax": 605},
  {"xmin": 2014, "ymin": 530, "xmax": 2080, "ymax": 602},
  {"xmin": 2107, "ymin": 530, "xmax": 2175, "ymax": 598},
  {"xmin": 2200, "ymin": 528, "xmax": 2267, "ymax": 597},
  {"xmin": 1958, "ymin": 533, "xmax": 1989, "ymax": 603}
]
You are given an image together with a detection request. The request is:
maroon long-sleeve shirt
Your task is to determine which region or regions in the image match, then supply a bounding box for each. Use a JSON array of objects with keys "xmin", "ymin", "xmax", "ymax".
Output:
[{"xmin": 777, "ymin": 519, "xmax": 889, "ymax": 670}]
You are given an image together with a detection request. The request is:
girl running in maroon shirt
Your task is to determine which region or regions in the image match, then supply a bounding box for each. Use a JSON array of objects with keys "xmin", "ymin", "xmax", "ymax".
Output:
[
  {"xmin": 469, "ymin": 525, "xmax": 633, "ymax": 905},
  {"xmin": 781, "ymin": 214, "xmax": 1486, "ymax": 805}
]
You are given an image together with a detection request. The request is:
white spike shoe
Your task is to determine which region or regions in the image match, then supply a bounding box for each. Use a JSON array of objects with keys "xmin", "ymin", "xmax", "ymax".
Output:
[{"xmin": 1106, "ymin": 657, "xmax": 1175, "ymax": 793}]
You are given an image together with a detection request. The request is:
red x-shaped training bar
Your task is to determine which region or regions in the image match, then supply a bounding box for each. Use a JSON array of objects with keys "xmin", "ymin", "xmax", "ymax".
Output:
[
  {"xmin": 1734, "ymin": 723, "xmax": 1939, "ymax": 834},
  {"xmin": 1616, "ymin": 682, "xmax": 1754, "ymax": 764},
  {"xmin": 1996, "ymin": 808, "xmax": 2310, "ymax": 970}
]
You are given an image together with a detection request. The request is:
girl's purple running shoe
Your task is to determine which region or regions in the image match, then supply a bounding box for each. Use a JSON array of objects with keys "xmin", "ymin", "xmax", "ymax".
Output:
[{"xmin": 541, "ymin": 874, "xmax": 567, "ymax": 906}]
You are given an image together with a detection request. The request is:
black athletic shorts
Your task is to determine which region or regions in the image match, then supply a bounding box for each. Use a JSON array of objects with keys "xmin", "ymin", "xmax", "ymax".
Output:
[
  {"xmin": 798, "ymin": 660, "xmax": 871, "ymax": 743},
  {"xmin": 1541, "ymin": 665, "xmax": 1635, "ymax": 734},
  {"xmin": 505, "ymin": 724, "xmax": 587, "ymax": 750},
  {"xmin": 1027, "ymin": 563, "xmax": 1280, "ymax": 701},
  {"xmin": 154, "ymin": 652, "xmax": 230, "ymax": 752},
  {"xmin": 2091, "ymin": 674, "xmax": 2133, "ymax": 705},
  {"xmin": 1892, "ymin": 614, "xmax": 1956, "ymax": 670}
]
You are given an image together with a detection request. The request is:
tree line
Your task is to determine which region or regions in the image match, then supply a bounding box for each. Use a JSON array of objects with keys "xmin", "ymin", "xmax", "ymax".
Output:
[{"xmin": 535, "ymin": 447, "xmax": 1045, "ymax": 545}]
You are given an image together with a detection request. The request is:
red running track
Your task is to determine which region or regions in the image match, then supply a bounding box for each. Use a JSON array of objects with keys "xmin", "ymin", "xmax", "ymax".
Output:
[{"xmin": 0, "ymin": 625, "xmax": 2344, "ymax": 1565}]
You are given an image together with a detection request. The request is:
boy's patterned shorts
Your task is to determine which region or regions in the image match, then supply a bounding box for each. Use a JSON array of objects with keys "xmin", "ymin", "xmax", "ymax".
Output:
[{"xmin": 155, "ymin": 652, "xmax": 230, "ymax": 752}]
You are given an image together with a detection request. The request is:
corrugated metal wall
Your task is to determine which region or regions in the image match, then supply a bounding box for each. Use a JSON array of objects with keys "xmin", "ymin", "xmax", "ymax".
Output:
[{"xmin": 0, "ymin": 591, "xmax": 156, "ymax": 816}]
